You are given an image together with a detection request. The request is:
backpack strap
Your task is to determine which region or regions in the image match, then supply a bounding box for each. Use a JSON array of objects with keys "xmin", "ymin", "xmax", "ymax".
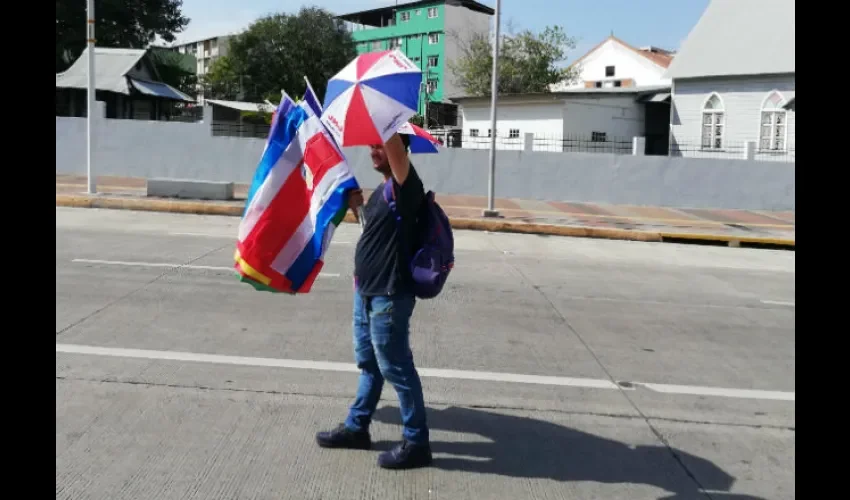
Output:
[{"xmin": 382, "ymin": 179, "xmax": 401, "ymax": 223}]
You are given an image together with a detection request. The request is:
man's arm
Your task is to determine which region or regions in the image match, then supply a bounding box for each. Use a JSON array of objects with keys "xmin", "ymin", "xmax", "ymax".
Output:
[{"xmin": 384, "ymin": 133, "xmax": 411, "ymax": 185}]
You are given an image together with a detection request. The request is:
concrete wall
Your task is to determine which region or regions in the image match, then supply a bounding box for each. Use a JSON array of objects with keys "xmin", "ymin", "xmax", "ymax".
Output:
[{"xmin": 56, "ymin": 113, "xmax": 795, "ymax": 211}]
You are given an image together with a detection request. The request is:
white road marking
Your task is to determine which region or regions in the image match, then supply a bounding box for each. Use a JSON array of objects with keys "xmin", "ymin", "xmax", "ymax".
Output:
[
  {"xmin": 55, "ymin": 343, "xmax": 795, "ymax": 401},
  {"xmin": 70, "ymin": 259, "xmax": 341, "ymax": 278},
  {"xmin": 637, "ymin": 382, "xmax": 795, "ymax": 401},
  {"xmin": 168, "ymin": 232, "xmax": 352, "ymax": 245},
  {"xmin": 761, "ymin": 300, "xmax": 795, "ymax": 307}
]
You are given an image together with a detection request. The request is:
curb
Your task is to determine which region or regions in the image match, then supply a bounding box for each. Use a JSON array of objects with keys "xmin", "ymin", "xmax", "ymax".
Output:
[{"xmin": 56, "ymin": 194, "xmax": 795, "ymax": 249}]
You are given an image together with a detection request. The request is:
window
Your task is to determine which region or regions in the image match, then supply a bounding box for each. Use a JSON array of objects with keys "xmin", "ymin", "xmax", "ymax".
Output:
[
  {"xmin": 428, "ymin": 7, "xmax": 438, "ymax": 18},
  {"xmin": 426, "ymin": 79, "xmax": 437, "ymax": 93},
  {"xmin": 389, "ymin": 38, "xmax": 402, "ymax": 49},
  {"xmin": 427, "ymin": 55, "xmax": 438, "ymax": 68},
  {"xmin": 371, "ymin": 41, "xmax": 381, "ymax": 51},
  {"xmin": 595, "ymin": 81, "xmax": 602, "ymax": 88},
  {"xmin": 416, "ymin": 9, "xmax": 422, "ymax": 15},
  {"xmin": 428, "ymin": 33, "xmax": 439, "ymax": 44},
  {"xmin": 613, "ymin": 80, "xmax": 622, "ymax": 87},
  {"xmin": 759, "ymin": 91, "xmax": 787, "ymax": 151},
  {"xmin": 509, "ymin": 129, "xmax": 520, "ymax": 138},
  {"xmin": 470, "ymin": 129, "xmax": 479, "ymax": 137},
  {"xmin": 605, "ymin": 65, "xmax": 615, "ymax": 77},
  {"xmin": 400, "ymin": 12, "xmax": 410, "ymax": 22},
  {"xmin": 701, "ymin": 93, "xmax": 724, "ymax": 149},
  {"xmin": 591, "ymin": 131, "xmax": 607, "ymax": 142}
]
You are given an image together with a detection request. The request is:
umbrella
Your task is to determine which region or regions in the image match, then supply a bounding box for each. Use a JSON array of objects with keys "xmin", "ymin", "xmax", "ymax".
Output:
[
  {"xmin": 321, "ymin": 50, "xmax": 421, "ymax": 147},
  {"xmin": 397, "ymin": 122, "xmax": 442, "ymax": 154}
]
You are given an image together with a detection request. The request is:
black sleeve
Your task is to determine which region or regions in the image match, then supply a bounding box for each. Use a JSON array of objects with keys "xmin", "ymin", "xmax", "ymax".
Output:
[{"xmin": 394, "ymin": 164, "xmax": 425, "ymax": 218}]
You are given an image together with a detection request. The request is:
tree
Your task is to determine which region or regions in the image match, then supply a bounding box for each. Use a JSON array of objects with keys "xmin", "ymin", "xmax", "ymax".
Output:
[
  {"xmin": 56, "ymin": 0, "xmax": 189, "ymax": 72},
  {"xmin": 205, "ymin": 7, "xmax": 356, "ymax": 103},
  {"xmin": 447, "ymin": 25, "xmax": 578, "ymax": 96},
  {"xmin": 201, "ymin": 56, "xmax": 241, "ymax": 101}
]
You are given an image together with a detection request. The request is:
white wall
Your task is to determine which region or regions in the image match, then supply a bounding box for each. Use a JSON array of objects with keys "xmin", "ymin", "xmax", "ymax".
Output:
[
  {"xmin": 459, "ymin": 95, "xmax": 645, "ymax": 152},
  {"xmin": 55, "ymin": 114, "xmax": 796, "ymax": 211},
  {"xmin": 443, "ymin": 5, "xmax": 491, "ymax": 100},
  {"xmin": 670, "ymin": 74, "xmax": 796, "ymax": 162},
  {"xmin": 563, "ymin": 96, "xmax": 645, "ymax": 138},
  {"xmin": 460, "ymin": 102, "xmax": 564, "ymax": 151},
  {"xmin": 553, "ymin": 39, "xmax": 670, "ymax": 90}
]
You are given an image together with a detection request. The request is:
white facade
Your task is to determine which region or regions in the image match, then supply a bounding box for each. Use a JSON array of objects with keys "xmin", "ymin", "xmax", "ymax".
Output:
[
  {"xmin": 458, "ymin": 92, "xmax": 646, "ymax": 152},
  {"xmin": 665, "ymin": 0, "xmax": 795, "ymax": 162},
  {"xmin": 552, "ymin": 37, "xmax": 673, "ymax": 91},
  {"xmin": 670, "ymin": 75, "xmax": 795, "ymax": 162}
]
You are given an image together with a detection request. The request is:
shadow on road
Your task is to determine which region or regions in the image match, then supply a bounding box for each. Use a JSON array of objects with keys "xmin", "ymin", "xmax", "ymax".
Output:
[{"xmin": 372, "ymin": 406, "xmax": 765, "ymax": 500}]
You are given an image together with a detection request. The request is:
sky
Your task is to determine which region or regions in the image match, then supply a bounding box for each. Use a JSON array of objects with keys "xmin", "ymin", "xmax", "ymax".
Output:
[{"xmin": 170, "ymin": 0, "xmax": 710, "ymax": 59}]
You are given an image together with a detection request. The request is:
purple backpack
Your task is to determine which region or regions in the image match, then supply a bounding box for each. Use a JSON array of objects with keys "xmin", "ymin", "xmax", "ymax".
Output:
[{"xmin": 383, "ymin": 180, "xmax": 454, "ymax": 299}]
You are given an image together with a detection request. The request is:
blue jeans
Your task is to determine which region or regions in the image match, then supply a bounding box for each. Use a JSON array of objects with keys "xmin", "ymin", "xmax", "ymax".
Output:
[{"xmin": 344, "ymin": 290, "xmax": 429, "ymax": 444}]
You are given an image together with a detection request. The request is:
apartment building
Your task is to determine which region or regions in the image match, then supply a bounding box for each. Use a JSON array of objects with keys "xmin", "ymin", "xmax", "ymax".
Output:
[{"xmin": 170, "ymin": 35, "xmax": 232, "ymax": 103}]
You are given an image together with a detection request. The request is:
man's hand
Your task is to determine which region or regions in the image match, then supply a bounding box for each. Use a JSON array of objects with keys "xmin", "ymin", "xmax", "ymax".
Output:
[
  {"xmin": 384, "ymin": 133, "xmax": 411, "ymax": 185},
  {"xmin": 348, "ymin": 188, "xmax": 364, "ymax": 211}
]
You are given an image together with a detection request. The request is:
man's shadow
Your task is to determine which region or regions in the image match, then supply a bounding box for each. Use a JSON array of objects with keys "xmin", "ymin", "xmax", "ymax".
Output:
[{"xmin": 373, "ymin": 406, "xmax": 766, "ymax": 500}]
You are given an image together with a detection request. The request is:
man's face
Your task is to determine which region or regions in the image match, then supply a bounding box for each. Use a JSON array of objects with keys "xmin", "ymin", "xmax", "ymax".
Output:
[{"xmin": 369, "ymin": 144, "xmax": 391, "ymax": 175}]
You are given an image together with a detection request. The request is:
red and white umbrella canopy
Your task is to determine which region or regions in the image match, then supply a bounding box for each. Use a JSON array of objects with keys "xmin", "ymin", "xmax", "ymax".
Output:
[
  {"xmin": 321, "ymin": 50, "xmax": 422, "ymax": 147},
  {"xmin": 397, "ymin": 122, "xmax": 441, "ymax": 154}
]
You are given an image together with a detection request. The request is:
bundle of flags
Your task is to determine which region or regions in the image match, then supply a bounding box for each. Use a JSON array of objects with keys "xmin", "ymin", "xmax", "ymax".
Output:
[{"xmin": 234, "ymin": 79, "xmax": 359, "ymax": 294}]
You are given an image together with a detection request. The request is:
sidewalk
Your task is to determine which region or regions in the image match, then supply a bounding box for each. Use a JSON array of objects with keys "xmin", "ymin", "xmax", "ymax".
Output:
[{"xmin": 56, "ymin": 174, "xmax": 795, "ymax": 248}]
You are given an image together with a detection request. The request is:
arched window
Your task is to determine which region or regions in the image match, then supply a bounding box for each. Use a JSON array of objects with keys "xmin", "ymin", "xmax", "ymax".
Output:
[
  {"xmin": 701, "ymin": 93, "xmax": 724, "ymax": 149},
  {"xmin": 759, "ymin": 91, "xmax": 787, "ymax": 151}
]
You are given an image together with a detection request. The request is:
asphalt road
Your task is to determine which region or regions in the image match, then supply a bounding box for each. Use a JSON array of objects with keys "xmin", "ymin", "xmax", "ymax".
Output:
[{"xmin": 56, "ymin": 207, "xmax": 795, "ymax": 500}]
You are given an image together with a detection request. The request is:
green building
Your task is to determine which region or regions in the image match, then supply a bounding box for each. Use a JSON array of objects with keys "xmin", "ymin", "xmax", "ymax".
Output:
[{"xmin": 336, "ymin": 0, "xmax": 494, "ymax": 127}]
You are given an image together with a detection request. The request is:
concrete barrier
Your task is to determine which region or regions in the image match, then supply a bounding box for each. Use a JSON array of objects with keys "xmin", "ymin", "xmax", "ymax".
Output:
[
  {"xmin": 56, "ymin": 115, "xmax": 796, "ymax": 211},
  {"xmin": 147, "ymin": 178, "xmax": 234, "ymax": 200}
]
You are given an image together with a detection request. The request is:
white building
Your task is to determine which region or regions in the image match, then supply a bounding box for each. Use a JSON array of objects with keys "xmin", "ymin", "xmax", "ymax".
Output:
[
  {"xmin": 451, "ymin": 86, "xmax": 671, "ymax": 154},
  {"xmin": 169, "ymin": 35, "xmax": 233, "ymax": 103},
  {"xmin": 665, "ymin": 0, "xmax": 795, "ymax": 162},
  {"xmin": 551, "ymin": 36, "xmax": 674, "ymax": 91}
]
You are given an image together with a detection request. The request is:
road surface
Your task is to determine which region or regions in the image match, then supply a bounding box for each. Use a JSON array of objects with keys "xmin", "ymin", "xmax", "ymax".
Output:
[{"xmin": 56, "ymin": 207, "xmax": 795, "ymax": 500}]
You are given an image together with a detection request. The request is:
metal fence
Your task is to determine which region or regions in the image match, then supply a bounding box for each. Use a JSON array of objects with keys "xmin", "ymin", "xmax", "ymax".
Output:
[
  {"xmin": 442, "ymin": 133, "xmax": 633, "ymax": 154},
  {"xmin": 670, "ymin": 138, "xmax": 795, "ymax": 162},
  {"xmin": 211, "ymin": 122, "xmax": 271, "ymax": 138}
]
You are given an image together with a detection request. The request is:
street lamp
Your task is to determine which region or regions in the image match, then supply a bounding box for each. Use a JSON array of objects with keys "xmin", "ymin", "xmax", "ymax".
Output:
[{"xmin": 483, "ymin": 0, "xmax": 501, "ymax": 217}]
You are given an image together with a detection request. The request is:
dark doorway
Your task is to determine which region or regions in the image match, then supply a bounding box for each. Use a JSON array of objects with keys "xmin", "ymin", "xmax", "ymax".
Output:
[{"xmin": 644, "ymin": 101, "xmax": 671, "ymax": 155}]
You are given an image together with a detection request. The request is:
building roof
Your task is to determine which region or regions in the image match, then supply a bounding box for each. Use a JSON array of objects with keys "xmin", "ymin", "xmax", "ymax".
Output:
[
  {"xmin": 450, "ymin": 85, "xmax": 671, "ymax": 105},
  {"xmin": 568, "ymin": 36, "xmax": 675, "ymax": 71},
  {"xmin": 206, "ymin": 99, "xmax": 275, "ymax": 113},
  {"xmin": 337, "ymin": 0, "xmax": 494, "ymax": 25},
  {"xmin": 55, "ymin": 47, "xmax": 194, "ymax": 102},
  {"xmin": 783, "ymin": 96, "xmax": 795, "ymax": 110},
  {"xmin": 665, "ymin": 0, "xmax": 795, "ymax": 79}
]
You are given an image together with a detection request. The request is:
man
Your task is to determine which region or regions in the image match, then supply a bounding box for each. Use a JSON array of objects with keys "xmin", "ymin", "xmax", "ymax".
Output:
[{"xmin": 315, "ymin": 133, "xmax": 432, "ymax": 470}]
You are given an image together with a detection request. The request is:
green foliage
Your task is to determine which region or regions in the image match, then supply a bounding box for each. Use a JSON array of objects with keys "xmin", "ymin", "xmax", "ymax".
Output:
[
  {"xmin": 203, "ymin": 6, "xmax": 356, "ymax": 103},
  {"xmin": 447, "ymin": 25, "xmax": 578, "ymax": 96},
  {"xmin": 201, "ymin": 56, "xmax": 241, "ymax": 100},
  {"xmin": 409, "ymin": 114, "xmax": 425, "ymax": 127},
  {"xmin": 56, "ymin": 0, "xmax": 189, "ymax": 72}
]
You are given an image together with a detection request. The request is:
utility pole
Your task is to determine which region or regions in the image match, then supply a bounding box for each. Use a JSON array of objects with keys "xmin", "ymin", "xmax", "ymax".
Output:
[
  {"xmin": 86, "ymin": 0, "xmax": 96, "ymax": 194},
  {"xmin": 483, "ymin": 0, "xmax": 501, "ymax": 217}
]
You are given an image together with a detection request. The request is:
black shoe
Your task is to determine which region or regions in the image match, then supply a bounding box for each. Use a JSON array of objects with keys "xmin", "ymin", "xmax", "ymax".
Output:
[
  {"xmin": 316, "ymin": 423, "xmax": 372, "ymax": 450},
  {"xmin": 377, "ymin": 440, "xmax": 433, "ymax": 470}
]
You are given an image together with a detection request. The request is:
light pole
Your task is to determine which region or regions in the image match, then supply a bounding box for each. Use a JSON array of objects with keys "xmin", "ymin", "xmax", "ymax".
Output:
[
  {"xmin": 86, "ymin": 0, "xmax": 96, "ymax": 194},
  {"xmin": 483, "ymin": 0, "xmax": 501, "ymax": 217}
]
